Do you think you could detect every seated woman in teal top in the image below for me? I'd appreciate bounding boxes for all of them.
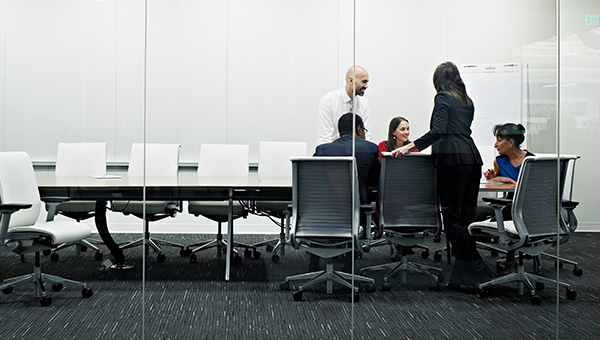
[483,123,534,185]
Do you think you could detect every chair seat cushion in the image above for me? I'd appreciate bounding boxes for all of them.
[255,201,290,215]
[7,220,92,245]
[112,201,176,215]
[188,201,246,218]
[56,201,97,213]
[468,219,518,236]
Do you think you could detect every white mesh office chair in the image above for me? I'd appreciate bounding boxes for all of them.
[0,152,93,307]
[251,141,307,263]
[112,143,184,261]
[280,157,375,301]
[185,144,257,263]
[468,155,577,305]
[44,142,106,262]
[360,153,444,291]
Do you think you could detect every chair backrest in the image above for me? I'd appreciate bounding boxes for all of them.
[0,152,41,227]
[258,141,307,179]
[128,143,180,176]
[197,144,249,177]
[377,153,441,232]
[291,157,359,241]
[558,154,580,202]
[55,142,106,176]
[511,156,565,239]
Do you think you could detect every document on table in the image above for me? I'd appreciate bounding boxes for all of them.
[89,175,122,179]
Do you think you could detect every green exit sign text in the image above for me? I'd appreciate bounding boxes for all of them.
[583,14,599,26]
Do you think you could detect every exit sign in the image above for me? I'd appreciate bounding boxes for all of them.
[583,14,599,26]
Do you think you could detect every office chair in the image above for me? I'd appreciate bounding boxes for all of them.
[537,155,583,276]
[185,144,257,263]
[480,155,583,277]
[468,155,577,305]
[112,143,184,261]
[280,157,375,301]
[360,153,444,291]
[0,151,93,306]
[44,142,106,262]
[250,141,307,263]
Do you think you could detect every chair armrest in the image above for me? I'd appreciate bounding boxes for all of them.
[481,197,511,207]
[40,196,71,222]
[481,197,512,246]
[562,200,579,210]
[0,203,33,213]
[40,196,71,204]
[285,203,293,245]
[0,203,33,243]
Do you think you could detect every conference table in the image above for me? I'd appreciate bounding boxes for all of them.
[36,175,514,281]
[36,175,292,281]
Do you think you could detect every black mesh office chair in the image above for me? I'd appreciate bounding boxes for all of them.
[280,157,375,301]
[468,155,577,305]
[360,153,444,291]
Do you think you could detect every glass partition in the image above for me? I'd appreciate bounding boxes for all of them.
[5,0,600,339]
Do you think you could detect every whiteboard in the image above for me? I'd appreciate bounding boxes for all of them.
[460,63,523,170]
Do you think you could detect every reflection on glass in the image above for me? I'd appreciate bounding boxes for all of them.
[4,0,600,339]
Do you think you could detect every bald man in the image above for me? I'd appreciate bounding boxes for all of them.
[317,65,372,144]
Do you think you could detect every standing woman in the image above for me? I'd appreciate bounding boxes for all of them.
[378,117,418,161]
[392,61,492,288]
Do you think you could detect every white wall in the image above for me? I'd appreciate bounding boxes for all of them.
[3,0,599,231]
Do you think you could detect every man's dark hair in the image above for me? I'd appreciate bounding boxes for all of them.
[338,112,364,137]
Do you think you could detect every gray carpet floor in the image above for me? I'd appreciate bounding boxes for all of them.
[0,232,598,340]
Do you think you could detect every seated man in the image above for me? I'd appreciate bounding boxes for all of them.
[310,112,380,272]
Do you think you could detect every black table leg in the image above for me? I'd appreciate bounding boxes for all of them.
[94,200,125,264]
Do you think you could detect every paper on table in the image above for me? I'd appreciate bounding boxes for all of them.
[89,175,122,179]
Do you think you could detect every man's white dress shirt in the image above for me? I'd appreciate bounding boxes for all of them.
[317,88,371,144]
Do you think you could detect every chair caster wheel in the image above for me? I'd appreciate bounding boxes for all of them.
[244,249,252,258]
[535,282,545,291]
[253,251,261,259]
[43,249,52,256]
[180,249,192,257]
[292,291,303,301]
[381,282,391,291]
[350,292,360,302]
[430,281,442,291]
[2,287,13,294]
[82,288,93,298]
[189,254,197,263]
[80,245,88,252]
[157,254,166,262]
[94,252,104,261]
[477,289,490,298]
[271,254,280,263]
[233,255,242,264]
[50,253,59,262]
[52,283,63,291]
[421,250,430,259]
[433,253,442,262]
[555,260,564,269]
[362,245,371,253]
[365,283,376,293]
[531,295,542,305]
[40,297,52,307]
[573,266,583,276]
[265,245,274,252]
[280,282,290,291]
[566,287,577,300]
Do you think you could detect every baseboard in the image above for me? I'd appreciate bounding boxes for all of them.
[575,222,600,233]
